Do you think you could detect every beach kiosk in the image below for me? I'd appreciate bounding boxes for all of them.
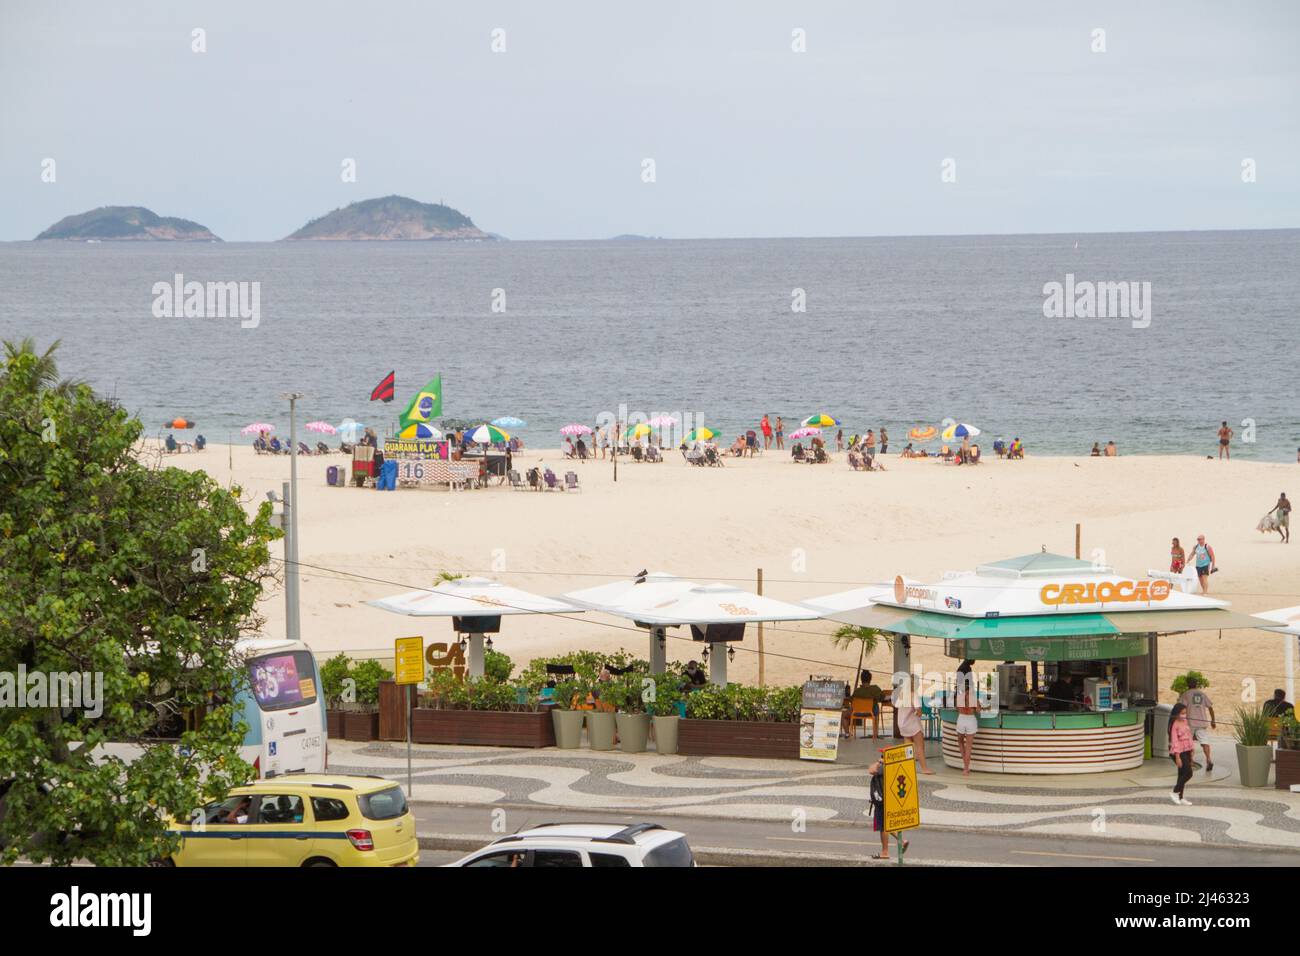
[813,552,1276,774]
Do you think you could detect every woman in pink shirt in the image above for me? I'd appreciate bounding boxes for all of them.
[1168,703,1195,806]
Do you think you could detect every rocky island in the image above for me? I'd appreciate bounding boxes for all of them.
[285,195,490,241]
[36,206,220,241]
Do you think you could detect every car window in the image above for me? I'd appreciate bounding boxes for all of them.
[464,850,527,868]
[642,837,694,867]
[311,796,351,822]
[205,795,253,825]
[358,786,407,821]
[589,852,631,868]
[254,794,304,824]
[532,850,583,868]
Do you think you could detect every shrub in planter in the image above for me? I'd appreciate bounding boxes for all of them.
[549,678,589,749]
[605,674,651,753]
[519,649,647,691]
[320,652,352,737]
[483,648,514,684]
[1234,704,1272,788]
[647,673,685,754]
[1275,712,1300,789]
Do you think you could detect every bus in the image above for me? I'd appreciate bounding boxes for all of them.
[235,638,328,778]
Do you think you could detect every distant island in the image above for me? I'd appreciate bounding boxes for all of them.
[285,195,491,241]
[610,234,662,241]
[36,206,220,241]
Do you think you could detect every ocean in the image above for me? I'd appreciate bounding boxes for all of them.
[1,230,1296,458]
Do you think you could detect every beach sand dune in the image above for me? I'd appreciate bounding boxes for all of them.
[160,444,1299,700]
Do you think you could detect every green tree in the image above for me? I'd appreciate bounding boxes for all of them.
[0,342,280,866]
[830,625,890,694]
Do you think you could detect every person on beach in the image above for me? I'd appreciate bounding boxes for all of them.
[760,414,773,450]
[1270,492,1291,543]
[1008,437,1024,459]
[1168,703,1195,805]
[1178,676,1216,772]
[836,428,844,452]
[891,676,933,774]
[879,428,888,455]
[1170,537,1186,573]
[1218,421,1234,459]
[1189,535,1216,593]
[867,758,907,860]
[775,416,784,449]
[1091,442,1101,456]
[863,429,876,459]
[1104,440,1117,457]
[954,660,981,776]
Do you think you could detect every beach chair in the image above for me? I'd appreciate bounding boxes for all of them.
[704,446,723,467]
[564,471,581,492]
[164,435,179,454]
[646,445,662,463]
[847,450,862,470]
[543,469,560,491]
[508,469,526,491]
[269,437,285,454]
[812,445,829,464]
[631,446,643,462]
[297,441,312,456]
[315,441,330,455]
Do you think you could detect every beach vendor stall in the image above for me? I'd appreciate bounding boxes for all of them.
[809,551,1278,774]
[384,425,484,489]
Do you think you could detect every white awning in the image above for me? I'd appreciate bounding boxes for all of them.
[367,576,582,618]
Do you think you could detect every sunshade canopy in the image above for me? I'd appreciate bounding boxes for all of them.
[368,577,580,618]
[566,575,817,626]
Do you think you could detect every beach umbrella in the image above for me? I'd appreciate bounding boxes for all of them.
[624,423,653,441]
[789,427,821,440]
[241,422,275,436]
[941,422,981,440]
[801,414,841,428]
[337,419,366,443]
[646,414,679,446]
[560,423,592,436]
[305,421,337,435]
[684,427,717,443]
[908,425,938,442]
[467,423,510,444]
[399,422,443,440]
[164,417,195,429]
[492,416,527,428]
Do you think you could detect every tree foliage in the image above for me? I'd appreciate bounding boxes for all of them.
[0,342,280,865]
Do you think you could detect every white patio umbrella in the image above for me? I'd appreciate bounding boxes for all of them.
[1259,605,1300,705]
[368,577,582,677]
[564,572,699,673]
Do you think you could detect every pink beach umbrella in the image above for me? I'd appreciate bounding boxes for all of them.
[789,427,821,440]
[241,422,275,436]
[646,414,679,446]
[560,424,593,436]
[305,421,337,435]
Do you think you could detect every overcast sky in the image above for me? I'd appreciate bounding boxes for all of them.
[1,0,1297,241]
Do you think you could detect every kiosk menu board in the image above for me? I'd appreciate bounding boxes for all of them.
[799,679,846,761]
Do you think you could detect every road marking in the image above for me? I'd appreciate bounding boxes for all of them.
[1012,850,1153,863]
[767,836,868,847]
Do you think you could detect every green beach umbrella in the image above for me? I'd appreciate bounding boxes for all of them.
[685,427,717,442]
[801,413,841,428]
[467,423,510,444]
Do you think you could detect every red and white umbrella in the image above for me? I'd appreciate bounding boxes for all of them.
[305,421,337,434]
[241,422,275,436]
[560,423,593,436]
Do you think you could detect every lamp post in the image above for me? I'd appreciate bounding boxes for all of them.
[282,392,303,643]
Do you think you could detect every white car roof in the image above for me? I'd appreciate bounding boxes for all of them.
[499,823,681,848]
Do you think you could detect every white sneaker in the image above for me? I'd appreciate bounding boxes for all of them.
[1169,792,1181,805]
[1179,798,1194,806]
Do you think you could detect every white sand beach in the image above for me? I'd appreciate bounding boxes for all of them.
[161,443,1299,701]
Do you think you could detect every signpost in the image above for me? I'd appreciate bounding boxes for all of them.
[881,742,921,864]
[394,637,424,796]
[799,679,846,761]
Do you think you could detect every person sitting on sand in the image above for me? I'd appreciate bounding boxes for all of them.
[1008,437,1024,459]
[1104,440,1117,457]
[564,437,576,458]
[969,443,981,464]
[1091,442,1101,456]
[901,442,915,458]
[730,435,746,457]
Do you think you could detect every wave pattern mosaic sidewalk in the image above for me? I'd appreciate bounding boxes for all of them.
[329,742,1300,850]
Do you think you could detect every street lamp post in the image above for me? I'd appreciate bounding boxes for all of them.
[282,392,303,643]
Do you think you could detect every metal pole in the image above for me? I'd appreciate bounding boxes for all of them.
[1075,523,1081,560]
[282,480,294,641]
[406,685,414,797]
[284,393,303,643]
[757,568,765,686]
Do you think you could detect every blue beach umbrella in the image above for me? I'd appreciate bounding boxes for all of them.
[941,422,981,441]
[492,416,527,428]
[337,419,367,443]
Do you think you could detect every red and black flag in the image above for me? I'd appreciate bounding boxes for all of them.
[370,370,395,403]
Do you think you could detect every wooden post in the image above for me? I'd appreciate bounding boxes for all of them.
[756,568,765,686]
[1075,523,1081,560]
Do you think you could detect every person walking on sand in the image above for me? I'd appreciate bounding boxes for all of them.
[1218,421,1234,459]
[954,660,981,776]
[891,676,933,775]
[1270,492,1291,543]
[836,428,844,452]
[867,757,907,860]
[879,427,888,455]
[1178,676,1217,773]
[775,416,784,449]
[1168,703,1196,805]
[1189,535,1216,593]
[760,414,773,450]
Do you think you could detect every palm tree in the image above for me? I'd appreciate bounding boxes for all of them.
[830,625,890,694]
[2,337,84,395]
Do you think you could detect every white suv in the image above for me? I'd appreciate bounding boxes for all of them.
[448,823,695,867]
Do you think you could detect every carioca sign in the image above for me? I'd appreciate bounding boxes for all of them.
[1040,579,1171,606]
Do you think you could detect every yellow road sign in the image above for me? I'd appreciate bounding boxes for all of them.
[394,636,425,685]
[881,743,921,832]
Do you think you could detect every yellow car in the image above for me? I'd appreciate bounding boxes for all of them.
[166,775,418,867]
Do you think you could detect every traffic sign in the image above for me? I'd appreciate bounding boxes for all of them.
[881,743,921,832]
[394,636,424,685]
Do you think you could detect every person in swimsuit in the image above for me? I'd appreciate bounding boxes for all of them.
[774,416,784,449]
[760,414,773,450]
[879,427,888,455]
[953,660,981,776]
[1271,493,1291,543]
[1218,421,1234,459]
[1170,537,1186,573]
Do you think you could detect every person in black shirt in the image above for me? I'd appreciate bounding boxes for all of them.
[683,660,708,691]
[1262,688,1294,717]
[1048,672,1076,711]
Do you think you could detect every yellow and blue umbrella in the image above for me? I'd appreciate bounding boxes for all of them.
[801,413,841,428]
[941,422,981,440]
[399,422,443,440]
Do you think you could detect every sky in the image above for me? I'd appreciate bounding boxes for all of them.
[1,0,1297,241]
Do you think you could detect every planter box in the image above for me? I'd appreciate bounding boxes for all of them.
[326,710,345,739]
[678,718,799,759]
[1236,743,1272,788]
[342,711,379,742]
[378,680,411,741]
[412,709,556,748]
[1276,745,1300,789]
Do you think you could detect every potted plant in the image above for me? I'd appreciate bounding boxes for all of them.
[1234,704,1272,787]
[609,674,651,753]
[549,677,588,749]
[585,678,617,751]
[648,672,684,754]
[1275,711,1300,789]
[319,653,352,739]
[342,658,391,741]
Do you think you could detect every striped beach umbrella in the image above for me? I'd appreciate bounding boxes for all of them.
[789,427,821,440]
[684,427,717,442]
[941,422,981,441]
[801,414,841,428]
[306,421,337,434]
[241,422,275,436]
[624,423,653,440]
[560,423,592,436]
[399,422,443,439]
[467,423,510,444]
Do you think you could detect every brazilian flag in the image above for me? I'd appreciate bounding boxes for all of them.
[399,374,442,431]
